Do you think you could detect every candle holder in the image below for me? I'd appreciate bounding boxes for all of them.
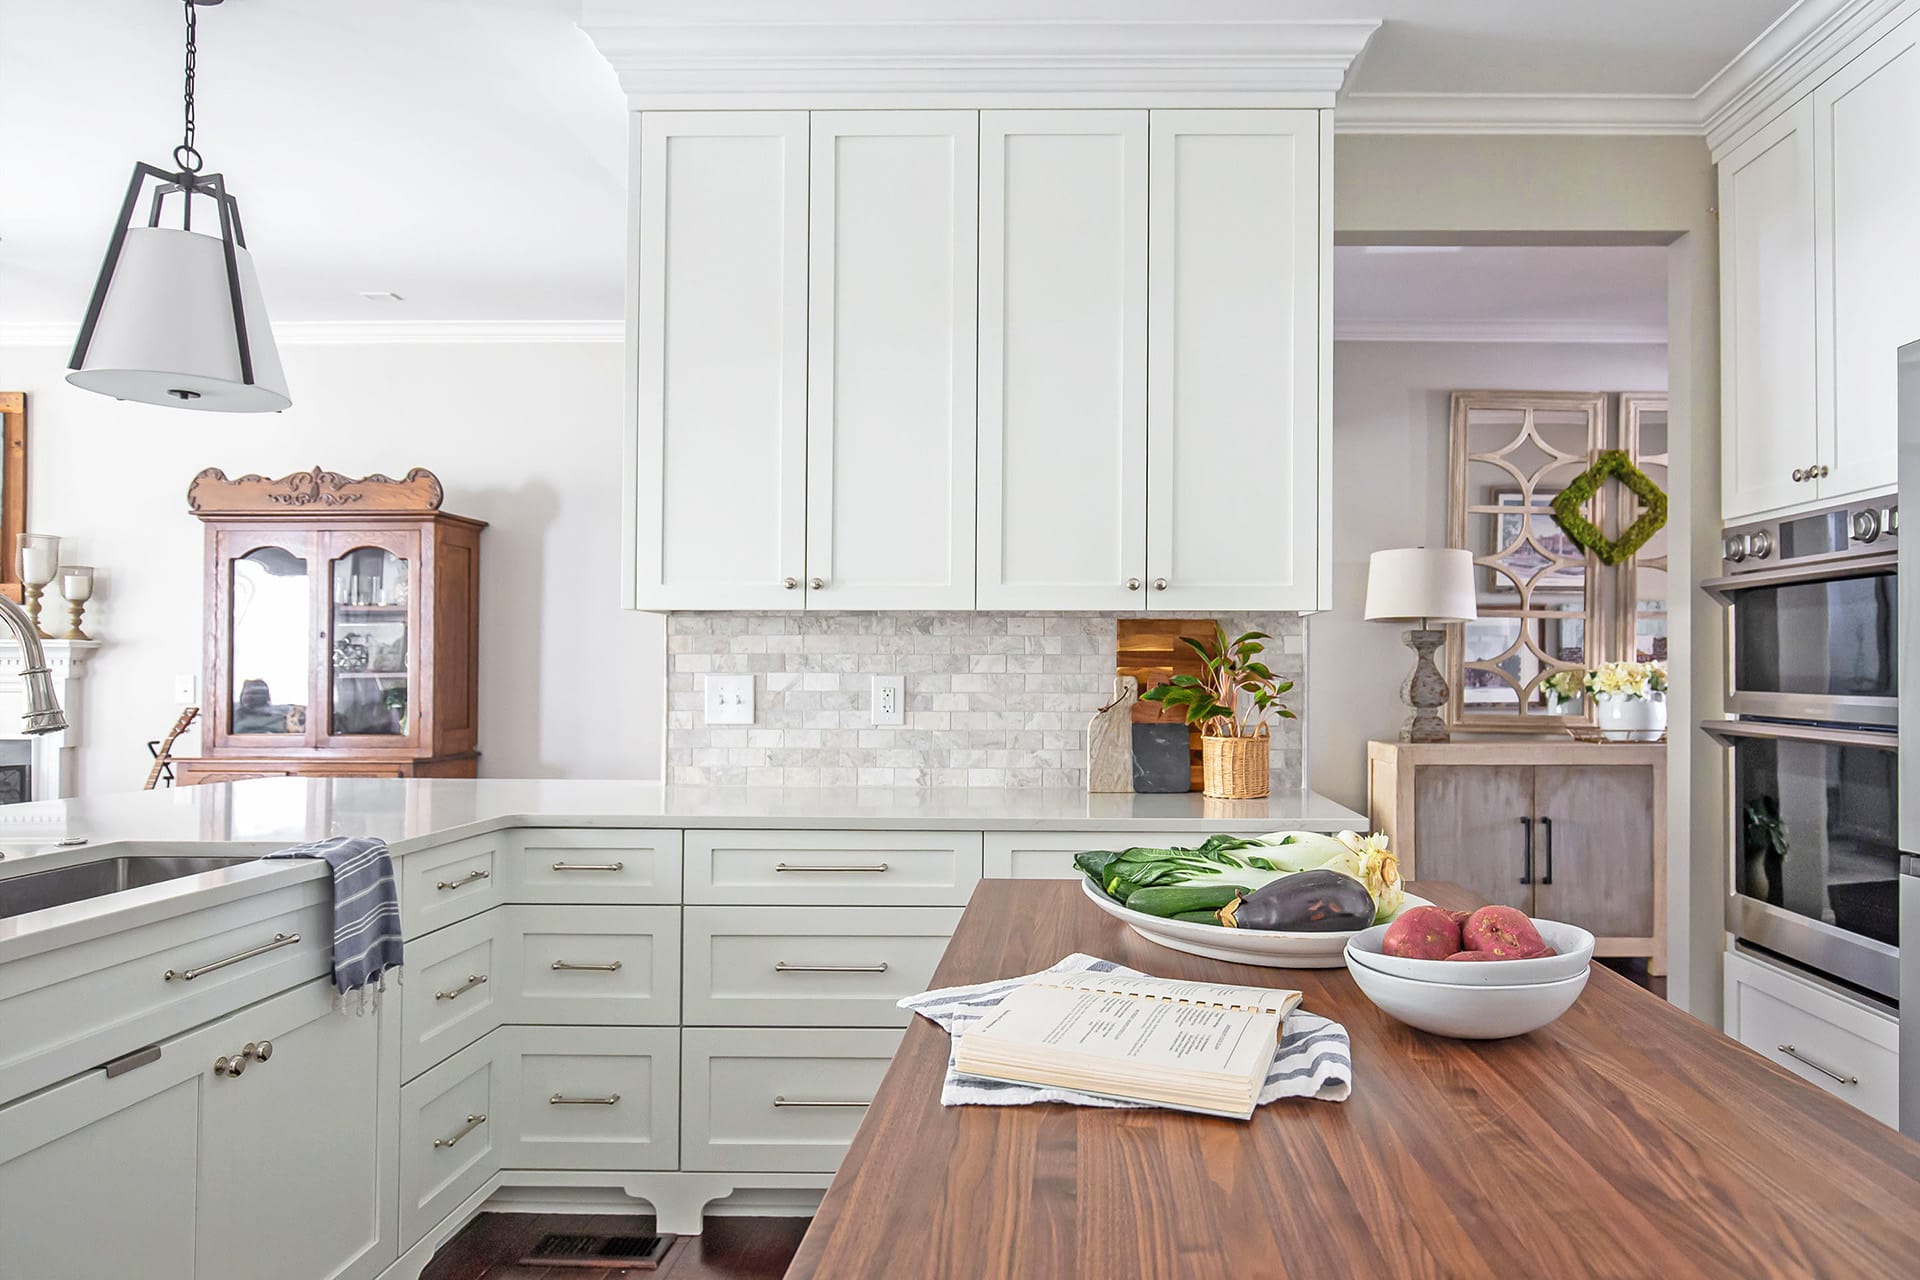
[17,534,61,639]
[59,565,95,640]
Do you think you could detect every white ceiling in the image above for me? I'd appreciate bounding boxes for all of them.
[1332,246,1670,344]
[0,0,1795,329]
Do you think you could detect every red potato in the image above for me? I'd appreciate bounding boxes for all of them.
[1462,906,1551,958]
[1448,909,1473,931]
[1444,950,1503,962]
[1380,905,1463,960]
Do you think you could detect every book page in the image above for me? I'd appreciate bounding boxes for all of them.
[1038,970,1302,1017]
[960,985,1280,1078]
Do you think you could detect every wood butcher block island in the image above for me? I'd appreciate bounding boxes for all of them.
[786,881,1920,1279]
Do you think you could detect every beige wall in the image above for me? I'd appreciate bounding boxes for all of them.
[1311,340,1670,810]
[1331,133,1722,1018]
[0,340,665,796]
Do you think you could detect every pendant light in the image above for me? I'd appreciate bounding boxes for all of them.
[67,0,289,412]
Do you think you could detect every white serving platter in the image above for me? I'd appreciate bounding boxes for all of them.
[1079,876,1430,969]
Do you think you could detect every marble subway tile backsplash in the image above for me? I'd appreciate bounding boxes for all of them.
[666,612,1305,790]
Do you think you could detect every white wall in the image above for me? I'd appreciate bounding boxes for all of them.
[0,340,663,795]
[1308,340,1670,811]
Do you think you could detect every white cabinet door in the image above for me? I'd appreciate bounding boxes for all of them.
[0,1071,200,1280]
[977,110,1148,609]
[198,979,399,1280]
[1146,110,1321,612]
[633,111,809,610]
[1814,14,1920,505]
[806,111,978,610]
[1719,98,1820,521]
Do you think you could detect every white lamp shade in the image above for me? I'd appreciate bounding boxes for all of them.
[67,227,290,412]
[1364,548,1479,623]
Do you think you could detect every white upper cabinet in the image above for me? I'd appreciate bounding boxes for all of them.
[977,111,1148,610]
[806,111,979,611]
[1719,99,1819,523]
[1147,110,1322,612]
[633,112,809,611]
[1814,13,1920,504]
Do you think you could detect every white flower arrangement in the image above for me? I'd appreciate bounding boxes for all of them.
[1542,660,1669,704]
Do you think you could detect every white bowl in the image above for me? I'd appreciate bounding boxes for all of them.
[1346,918,1594,986]
[1079,876,1431,969]
[1346,958,1589,1039]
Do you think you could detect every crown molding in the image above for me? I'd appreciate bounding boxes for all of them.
[579,11,1379,103]
[0,320,622,347]
[1335,93,1701,136]
[1702,0,1908,153]
[1333,319,1669,345]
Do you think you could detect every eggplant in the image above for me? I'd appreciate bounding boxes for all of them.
[1218,869,1374,932]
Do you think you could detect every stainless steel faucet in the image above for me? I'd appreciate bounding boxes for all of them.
[0,594,68,734]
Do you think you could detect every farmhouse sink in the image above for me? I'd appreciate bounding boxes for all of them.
[0,854,265,921]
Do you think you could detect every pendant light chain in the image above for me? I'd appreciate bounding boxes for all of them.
[175,0,202,174]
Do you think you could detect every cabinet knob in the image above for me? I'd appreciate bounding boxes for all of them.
[1153,578,1169,591]
[1815,464,1830,479]
[245,1040,272,1064]
[782,577,799,590]
[213,1054,245,1078]
[1126,578,1141,591]
[1792,467,1808,483]
[809,577,825,590]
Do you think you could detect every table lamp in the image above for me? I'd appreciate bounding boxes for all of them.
[1364,548,1479,743]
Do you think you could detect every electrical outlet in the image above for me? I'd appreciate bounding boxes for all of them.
[703,674,754,725]
[871,675,904,726]
[172,674,197,704]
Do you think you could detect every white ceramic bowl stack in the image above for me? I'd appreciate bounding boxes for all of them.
[1343,918,1596,1039]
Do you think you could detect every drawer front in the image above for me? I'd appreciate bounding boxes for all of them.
[0,880,330,1104]
[685,830,981,905]
[399,1033,502,1248]
[1727,954,1898,1126]
[683,906,960,1027]
[500,1026,678,1172]
[505,905,681,1026]
[399,834,509,938]
[402,911,503,1081]
[681,1028,902,1173]
[983,831,1228,880]
[511,830,683,905]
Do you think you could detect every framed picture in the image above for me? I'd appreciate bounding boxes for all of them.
[0,394,23,603]
[1486,489,1585,593]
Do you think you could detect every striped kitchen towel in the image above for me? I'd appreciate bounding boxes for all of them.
[266,835,404,1010]
[900,953,1351,1109]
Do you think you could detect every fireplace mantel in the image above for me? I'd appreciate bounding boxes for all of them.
[0,640,99,801]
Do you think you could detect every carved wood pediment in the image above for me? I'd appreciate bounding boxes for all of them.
[187,466,445,516]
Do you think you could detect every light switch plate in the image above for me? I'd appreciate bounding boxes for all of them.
[173,674,198,703]
[704,674,754,725]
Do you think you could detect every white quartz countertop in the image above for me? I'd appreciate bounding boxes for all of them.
[0,779,1364,963]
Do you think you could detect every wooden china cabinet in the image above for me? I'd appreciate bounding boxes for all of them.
[174,467,485,785]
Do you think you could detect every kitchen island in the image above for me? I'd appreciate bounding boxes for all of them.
[788,880,1920,1279]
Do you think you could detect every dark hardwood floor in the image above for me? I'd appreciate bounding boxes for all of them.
[420,1214,810,1280]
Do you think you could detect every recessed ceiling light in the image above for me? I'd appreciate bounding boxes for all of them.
[358,291,405,302]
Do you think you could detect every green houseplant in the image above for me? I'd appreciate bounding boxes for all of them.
[1140,625,1295,799]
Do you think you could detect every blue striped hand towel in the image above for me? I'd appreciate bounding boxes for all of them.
[900,952,1352,1109]
[266,835,404,1007]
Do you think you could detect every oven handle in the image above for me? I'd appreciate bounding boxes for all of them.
[1701,719,1894,749]
[1699,550,1896,603]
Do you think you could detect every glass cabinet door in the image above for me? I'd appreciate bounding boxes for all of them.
[228,541,313,739]
[325,538,417,740]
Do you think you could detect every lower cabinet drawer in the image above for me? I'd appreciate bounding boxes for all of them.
[399,834,509,939]
[501,1026,678,1172]
[402,912,503,1082]
[681,1028,902,1173]
[682,906,961,1027]
[505,904,681,1026]
[399,1035,502,1248]
[685,830,982,906]
[1725,950,1899,1127]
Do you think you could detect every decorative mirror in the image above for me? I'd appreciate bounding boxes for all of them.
[1445,390,1667,732]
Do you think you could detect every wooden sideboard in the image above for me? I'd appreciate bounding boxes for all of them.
[1367,739,1666,972]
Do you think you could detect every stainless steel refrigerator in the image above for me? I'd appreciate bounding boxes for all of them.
[1899,338,1920,1138]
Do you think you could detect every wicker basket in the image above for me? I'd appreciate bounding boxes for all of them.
[1201,727,1270,799]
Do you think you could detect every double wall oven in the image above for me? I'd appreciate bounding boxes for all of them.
[1706,500,1900,1002]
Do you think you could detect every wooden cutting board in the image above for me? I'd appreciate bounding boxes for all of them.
[1115,618,1216,789]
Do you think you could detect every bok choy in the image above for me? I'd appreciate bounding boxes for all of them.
[1077,830,1404,925]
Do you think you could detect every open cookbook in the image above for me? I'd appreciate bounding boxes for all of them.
[951,971,1303,1119]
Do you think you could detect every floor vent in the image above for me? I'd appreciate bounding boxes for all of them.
[520,1232,670,1270]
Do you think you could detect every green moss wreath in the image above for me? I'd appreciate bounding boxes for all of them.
[1550,450,1668,567]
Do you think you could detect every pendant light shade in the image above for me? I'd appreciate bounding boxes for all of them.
[68,223,289,412]
[67,0,289,414]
